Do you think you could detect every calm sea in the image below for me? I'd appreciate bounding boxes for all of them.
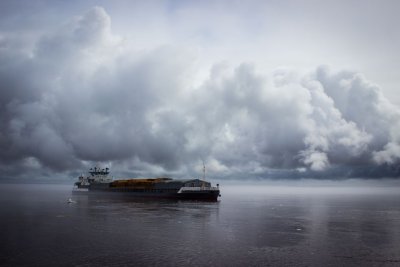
[1,183,400,266]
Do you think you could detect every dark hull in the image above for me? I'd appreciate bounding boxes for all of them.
[73,188,220,201]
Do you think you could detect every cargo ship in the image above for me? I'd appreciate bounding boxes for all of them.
[73,167,220,201]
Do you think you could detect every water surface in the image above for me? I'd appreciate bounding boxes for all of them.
[1,183,399,266]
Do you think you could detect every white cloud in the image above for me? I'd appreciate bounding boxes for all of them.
[373,142,400,165]
[1,5,400,179]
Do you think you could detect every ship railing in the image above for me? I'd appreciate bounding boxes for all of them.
[178,186,219,193]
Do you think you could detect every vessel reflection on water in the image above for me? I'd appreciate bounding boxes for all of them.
[73,167,220,201]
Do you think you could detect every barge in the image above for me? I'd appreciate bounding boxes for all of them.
[73,167,220,201]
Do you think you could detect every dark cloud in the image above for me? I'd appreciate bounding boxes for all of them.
[1,6,400,180]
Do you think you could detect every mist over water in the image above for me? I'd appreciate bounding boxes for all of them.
[1,182,400,266]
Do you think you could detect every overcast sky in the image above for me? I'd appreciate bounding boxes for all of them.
[1,0,400,180]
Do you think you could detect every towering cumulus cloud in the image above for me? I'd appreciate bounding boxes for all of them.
[0,6,399,180]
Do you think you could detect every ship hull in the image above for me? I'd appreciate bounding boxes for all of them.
[73,187,220,201]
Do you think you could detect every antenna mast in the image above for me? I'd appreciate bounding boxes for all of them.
[202,160,206,180]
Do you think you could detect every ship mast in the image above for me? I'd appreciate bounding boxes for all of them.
[202,161,206,180]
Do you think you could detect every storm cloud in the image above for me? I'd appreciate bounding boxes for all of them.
[1,4,400,180]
